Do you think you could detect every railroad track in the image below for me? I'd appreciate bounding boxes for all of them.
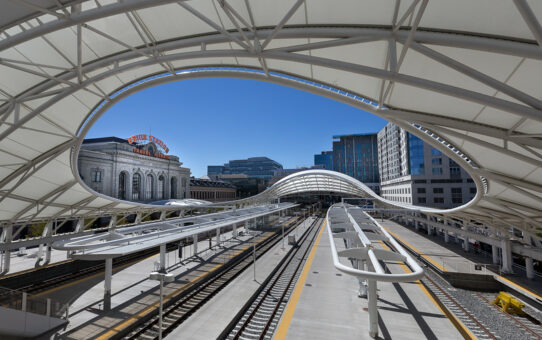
[122,216,308,340]
[402,249,542,340]
[377,218,542,340]
[220,217,323,340]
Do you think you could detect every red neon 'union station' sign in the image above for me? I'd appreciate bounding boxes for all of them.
[128,134,171,160]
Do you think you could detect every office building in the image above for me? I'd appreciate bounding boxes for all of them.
[314,151,333,170]
[78,136,191,202]
[332,133,380,192]
[189,177,236,202]
[208,157,283,180]
[377,123,476,207]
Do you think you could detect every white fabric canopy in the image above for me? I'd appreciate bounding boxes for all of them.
[0,0,542,239]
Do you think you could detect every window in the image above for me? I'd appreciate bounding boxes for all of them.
[170,177,177,199]
[132,173,141,200]
[431,148,442,156]
[146,174,154,200]
[433,197,444,203]
[158,175,165,199]
[418,197,426,203]
[91,170,102,182]
[432,158,442,165]
[450,167,461,177]
[417,188,426,194]
[432,167,443,175]
[433,187,444,194]
[118,172,127,200]
[470,187,476,194]
[451,187,462,204]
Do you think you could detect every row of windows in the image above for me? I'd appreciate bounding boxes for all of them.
[385,186,476,195]
[119,172,184,201]
[418,196,463,204]
[191,190,236,201]
[383,195,412,203]
[382,187,411,195]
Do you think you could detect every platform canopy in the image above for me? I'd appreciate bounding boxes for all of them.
[237,169,462,215]
[0,0,542,238]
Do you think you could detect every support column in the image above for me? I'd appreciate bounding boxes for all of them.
[104,258,112,311]
[233,224,238,238]
[193,234,198,256]
[216,228,221,247]
[2,225,13,274]
[427,226,433,236]
[160,244,166,272]
[492,244,500,264]
[525,257,534,280]
[463,237,469,252]
[415,220,420,231]
[444,230,450,243]
[368,279,378,338]
[501,239,513,274]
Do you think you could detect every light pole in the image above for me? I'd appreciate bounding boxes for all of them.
[149,271,174,340]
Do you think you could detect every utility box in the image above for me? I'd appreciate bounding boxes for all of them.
[288,235,296,245]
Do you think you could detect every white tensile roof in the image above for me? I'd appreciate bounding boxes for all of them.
[0,0,541,239]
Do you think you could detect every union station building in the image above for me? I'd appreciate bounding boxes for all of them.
[78,136,191,202]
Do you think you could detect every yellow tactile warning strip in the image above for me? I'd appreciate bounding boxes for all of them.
[95,233,275,340]
[378,242,476,340]
[380,224,447,272]
[273,219,326,340]
[495,275,542,302]
[0,258,73,279]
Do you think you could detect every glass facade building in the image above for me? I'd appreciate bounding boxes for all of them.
[332,133,380,185]
[207,157,283,180]
[314,151,333,170]
[408,134,425,175]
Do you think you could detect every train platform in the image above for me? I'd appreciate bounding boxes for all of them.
[164,217,316,339]
[1,246,70,276]
[378,219,479,274]
[55,228,257,339]
[273,220,463,340]
[379,219,542,302]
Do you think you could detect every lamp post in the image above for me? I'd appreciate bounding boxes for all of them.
[149,271,174,340]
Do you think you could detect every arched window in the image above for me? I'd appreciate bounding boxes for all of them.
[146,174,154,200]
[119,172,127,200]
[170,177,177,199]
[132,173,141,201]
[158,175,165,199]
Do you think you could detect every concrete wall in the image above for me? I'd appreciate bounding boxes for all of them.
[0,306,66,338]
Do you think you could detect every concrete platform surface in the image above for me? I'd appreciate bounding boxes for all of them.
[165,217,315,339]
[380,219,542,299]
[56,227,271,339]
[274,223,462,340]
[379,219,480,274]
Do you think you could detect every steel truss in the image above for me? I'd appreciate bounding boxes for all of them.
[0,0,540,251]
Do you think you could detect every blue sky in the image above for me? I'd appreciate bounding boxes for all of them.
[86,78,387,177]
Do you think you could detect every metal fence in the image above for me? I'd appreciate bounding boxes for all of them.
[0,286,68,319]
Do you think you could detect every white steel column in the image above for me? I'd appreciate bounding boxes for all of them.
[525,257,535,279]
[193,233,198,256]
[368,279,378,338]
[160,244,166,271]
[501,239,513,274]
[444,229,449,243]
[492,244,500,264]
[104,258,112,310]
[216,228,221,246]
[1,225,13,273]
[463,237,470,252]
[233,223,238,238]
